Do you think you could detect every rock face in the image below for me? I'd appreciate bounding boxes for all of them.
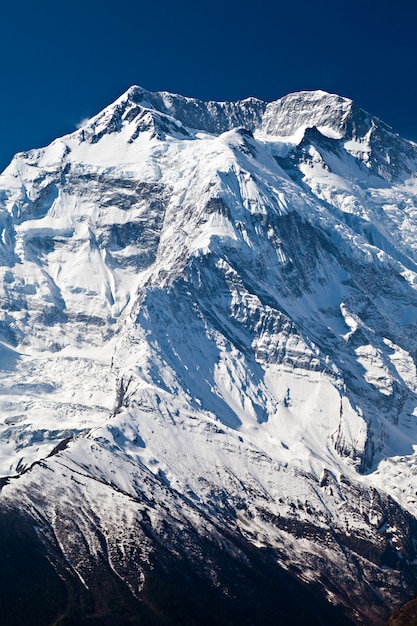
[1,86,417,624]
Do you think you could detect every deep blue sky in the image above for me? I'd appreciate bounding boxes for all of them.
[0,0,416,171]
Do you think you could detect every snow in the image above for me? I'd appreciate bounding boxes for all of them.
[354,344,393,396]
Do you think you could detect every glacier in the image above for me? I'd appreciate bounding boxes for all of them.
[1,86,417,624]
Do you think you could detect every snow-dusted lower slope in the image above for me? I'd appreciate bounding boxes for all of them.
[1,86,417,624]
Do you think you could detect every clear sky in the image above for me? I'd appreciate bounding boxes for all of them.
[0,0,416,171]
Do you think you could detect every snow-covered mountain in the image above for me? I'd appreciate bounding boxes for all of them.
[1,86,417,624]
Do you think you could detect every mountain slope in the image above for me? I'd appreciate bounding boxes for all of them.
[1,87,417,624]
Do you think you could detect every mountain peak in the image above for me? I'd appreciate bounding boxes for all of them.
[1,85,417,625]
[86,85,399,154]
[120,86,353,137]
